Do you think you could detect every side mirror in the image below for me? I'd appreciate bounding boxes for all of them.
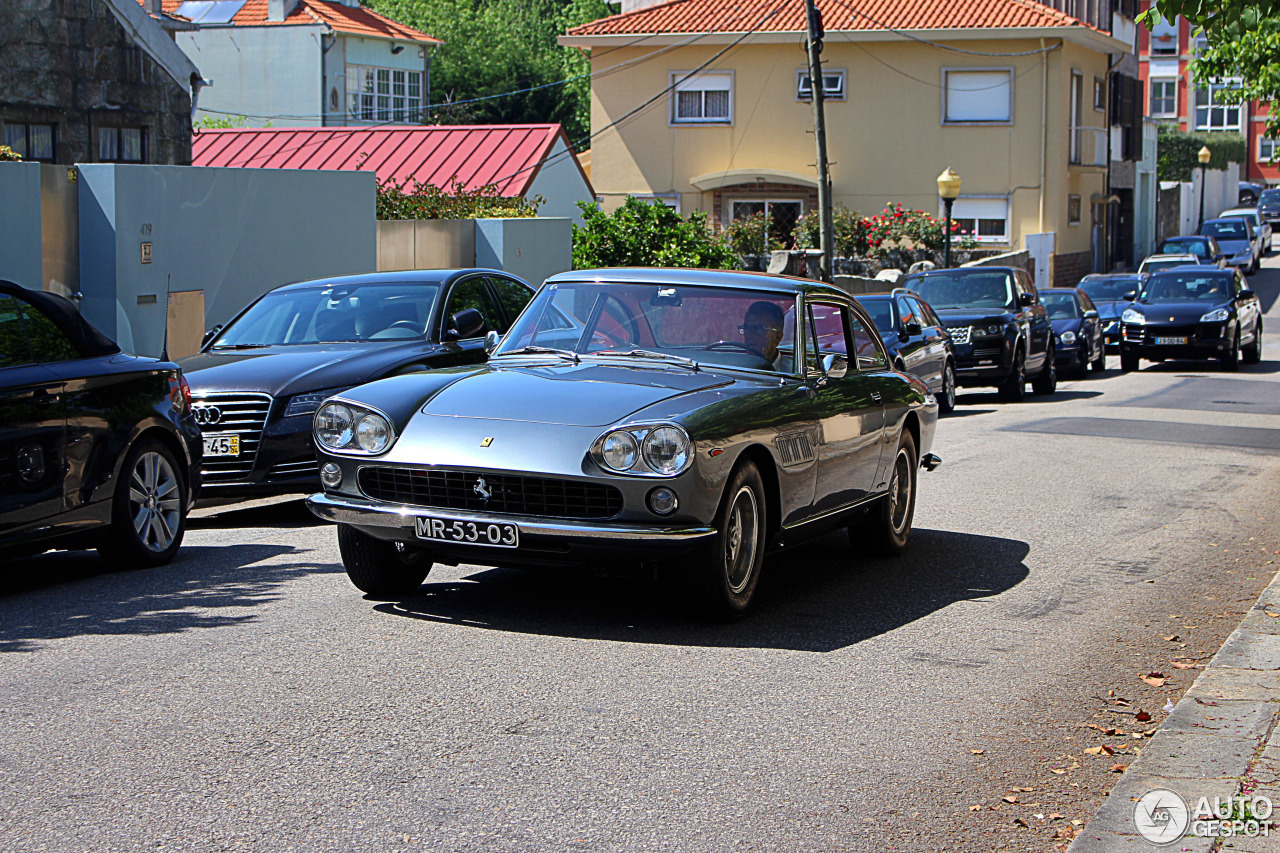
[821,353,848,379]
[443,308,486,342]
[201,324,222,348]
[1018,292,1035,307]
[1123,290,1137,301]
[901,321,923,338]
[484,330,501,354]
[1084,309,1099,320]
[1238,289,1255,300]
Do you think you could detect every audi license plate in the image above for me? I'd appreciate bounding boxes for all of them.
[1154,336,1189,345]
[202,433,240,457]
[415,516,519,548]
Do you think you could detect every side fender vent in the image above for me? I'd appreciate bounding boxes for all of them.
[775,432,815,467]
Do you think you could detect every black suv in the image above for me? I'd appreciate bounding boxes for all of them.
[899,266,1056,402]
[858,289,957,412]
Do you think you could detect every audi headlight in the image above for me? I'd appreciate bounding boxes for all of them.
[1201,307,1230,322]
[285,387,351,418]
[593,424,693,477]
[1059,331,1077,344]
[643,427,692,476]
[315,401,396,455]
[1121,308,1146,324]
[601,430,639,471]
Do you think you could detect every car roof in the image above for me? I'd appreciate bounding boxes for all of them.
[1220,208,1257,216]
[1162,235,1210,242]
[1080,273,1140,280]
[272,268,512,293]
[1143,253,1198,261]
[902,266,1019,278]
[543,267,849,299]
[1148,265,1234,277]
[1203,217,1250,225]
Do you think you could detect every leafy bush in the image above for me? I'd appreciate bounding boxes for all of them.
[376,177,541,220]
[793,203,974,260]
[0,145,21,161]
[194,114,251,130]
[792,205,871,257]
[572,197,736,269]
[723,212,781,257]
[1156,125,1247,181]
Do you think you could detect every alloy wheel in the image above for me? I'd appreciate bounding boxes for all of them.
[128,451,182,553]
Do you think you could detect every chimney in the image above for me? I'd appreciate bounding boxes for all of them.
[267,0,300,22]
[620,0,663,12]
[145,0,163,13]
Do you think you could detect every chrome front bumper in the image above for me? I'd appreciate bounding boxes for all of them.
[305,493,716,542]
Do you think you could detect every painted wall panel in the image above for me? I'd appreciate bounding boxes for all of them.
[180,26,325,127]
[475,218,572,288]
[0,162,44,291]
[527,137,593,224]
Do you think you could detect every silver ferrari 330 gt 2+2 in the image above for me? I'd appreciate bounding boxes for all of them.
[305,268,941,617]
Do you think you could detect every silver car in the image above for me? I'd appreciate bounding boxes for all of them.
[305,268,942,618]
[1220,207,1273,256]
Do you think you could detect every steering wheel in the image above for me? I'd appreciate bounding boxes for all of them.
[702,341,756,353]
[386,320,423,332]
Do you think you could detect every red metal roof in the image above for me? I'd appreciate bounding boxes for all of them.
[567,0,1096,37]
[191,125,576,197]
[138,0,441,43]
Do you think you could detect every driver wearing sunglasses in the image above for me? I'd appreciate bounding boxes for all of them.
[739,301,785,367]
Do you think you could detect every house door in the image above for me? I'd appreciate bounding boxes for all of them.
[731,200,804,248]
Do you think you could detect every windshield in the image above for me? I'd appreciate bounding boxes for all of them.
[496,282,798,373]
[1261,190,1280,204]
[1040,292,1081,319]
[1142,273,1233,303]
[903,271,1015,311]
[1142,258,1194,274]
[1078,276,1139,301]
[1200,220,1250,240]
[1225,211,1259,227]
[212,283,441,348]
[1159,238,1209,258]
[860,299,896,332]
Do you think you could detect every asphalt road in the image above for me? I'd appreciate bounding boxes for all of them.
[3,260,1280,853]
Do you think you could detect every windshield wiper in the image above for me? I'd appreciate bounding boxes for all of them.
[498,345,580,363]
[591,349,700,370]
[211,343,272,350]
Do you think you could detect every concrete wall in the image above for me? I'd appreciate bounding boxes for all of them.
[475,218,572,288]
[377,219,476,270]
[0,162,43,290]
[78,164,376,356]
[180,25,325,128]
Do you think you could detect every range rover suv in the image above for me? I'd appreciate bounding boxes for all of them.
[899,266,1056,402]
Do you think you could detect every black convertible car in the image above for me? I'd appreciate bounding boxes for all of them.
[180,269,534,499]
[0,281,202,564]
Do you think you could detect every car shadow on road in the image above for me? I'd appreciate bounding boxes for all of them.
[957,389,1104,406]
[0,543,337,653]
[189,499,323,530]
[1134,359,1280,376]
[372,528,1030,652]
[941,407,998,419]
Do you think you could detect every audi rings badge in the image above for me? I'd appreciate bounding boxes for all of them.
[192,405,222,426]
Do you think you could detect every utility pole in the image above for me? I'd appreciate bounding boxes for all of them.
[804,0,834,283]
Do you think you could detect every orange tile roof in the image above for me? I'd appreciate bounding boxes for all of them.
[140,0,441,43]
[568,0,1097,37]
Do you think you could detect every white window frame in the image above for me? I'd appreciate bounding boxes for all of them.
[1094,77,1106,111]
[346,65,422,124]
[670,71,733,125]
[632,193,682,213]
[941,68,1014,125]
[796,69,847,101]
[1148,16,1179,55]
[941,196,1010,244]
[1149,78,1177,117]
[1260,136,1277,163]
[1194,78,1243,132]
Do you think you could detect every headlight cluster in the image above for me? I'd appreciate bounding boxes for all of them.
[974,324,1005,337]
[1200,307,1230,323]
[285,387,351,418]
[315,401,396,455]
[593,424,693,477]
[1059,330,1077,344]
[1121,308,1146,324]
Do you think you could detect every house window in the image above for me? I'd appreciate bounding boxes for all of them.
[731,199,803,248]
[1094,78,1106,111]
[1068,195,1082,225]
[346,65,422,123]
[1150,79,1177,117]
[942,69,1012,123]
[3,123,55,161]
[946,198,1008,244]
[98,127,146,162]
[1194,80,1242,131]
[633,193,681,213]
[1070,71,1083,164]
[1260,137,1277,163]
[796,69,846,101]
[1149,16,1178,55]
[672,72,733,124]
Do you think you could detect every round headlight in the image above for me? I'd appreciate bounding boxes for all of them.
[642,426,692,476]
[1060,330,1077,344]
[316,403,354,449]
[1121,308,1146,324]
[601,430,639,471]
[355,413,392,453]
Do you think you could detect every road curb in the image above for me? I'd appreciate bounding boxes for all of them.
[1068,568,1280,852]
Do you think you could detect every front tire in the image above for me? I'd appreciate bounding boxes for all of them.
[998,349,1026,402]
[849,430,918,557]
[1243,322,1263,364]
[1120,351,1140,372]
[337,524,432,597]
[1032,346,1058,395]
[1220,330,1241,372]
[691,462,767,619]
[937,361,956,414]
[1090,346,1106,373]
[98,439,188,568]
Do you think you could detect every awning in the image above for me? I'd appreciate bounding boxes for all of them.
[690,168,819,192]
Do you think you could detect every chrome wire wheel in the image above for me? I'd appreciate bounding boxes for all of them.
[939,362,956,412]
[887,448,913,536]
[128,450,182,553]
[724,485,760,594]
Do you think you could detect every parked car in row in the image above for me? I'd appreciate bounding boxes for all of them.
[899,266,1056,402]
[0,281,202,564]
[1120,266,1262,372]
[1220,207,1272,255]
[858,289,957,413]
[179,269,535,500]
[1260,188,1280,228]
[1240,181,1266,206]
[1040,287,1105,377]
[305,268,942,618]
[1139,253,1201,276]
[1197,217,1260,273]
[1157,235,1226,267]
[1077,273,1144,351]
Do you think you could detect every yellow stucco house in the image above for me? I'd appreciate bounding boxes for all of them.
[560,0,1133,286]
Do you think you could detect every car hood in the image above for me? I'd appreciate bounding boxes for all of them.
[418,361,735,427]
[1051,318,1083,334]
[1093,300,1128,321]
[178,342,443,398]
[1132,300,1231,323]
[933,308,1014,328]
[1215,238,1252,255]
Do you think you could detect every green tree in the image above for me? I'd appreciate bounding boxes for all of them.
[571,197,736,269]
[1155,125,1247,180]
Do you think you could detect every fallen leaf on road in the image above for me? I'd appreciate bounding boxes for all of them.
[1135,711,1152,722]
[1049,813,1064,821]
[1163,635,1180,641]
[1141,673,1168,687]
[1013,818,1028,827]
[969,805,982,811]
[1110,763,1127,773]
[1172,662,1198,670]
[970,749,985,755]
[1012,786,1035,792]
[1108,689,1115,697]
[1084,745,1115,756]
[1193,698,1220,707]
[1071,819,1084,826]
[1035,813,1046,820]
[1050,769,1066,774]
[1266,611,1280,618]
[1003,795,1018,804]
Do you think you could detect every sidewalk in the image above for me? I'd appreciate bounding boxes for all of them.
[1069,570,1280,852]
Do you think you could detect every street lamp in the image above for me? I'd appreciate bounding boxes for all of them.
[1197,145,1211,229]
[937,167,962,268]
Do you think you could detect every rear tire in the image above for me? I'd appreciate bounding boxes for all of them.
[937,361,956,414]
[337,524,432,597]
[98,439,187,568]
[1243,324,1262,365]
[848,430,917,558]
[690,462,767,620]
[998,350,1026,402]
[1120,351,1140,372]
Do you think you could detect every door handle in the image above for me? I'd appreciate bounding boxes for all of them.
[871,391,882,403]
[32,390,59,405]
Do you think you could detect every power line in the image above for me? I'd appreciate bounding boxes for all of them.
[824,0,1073,57]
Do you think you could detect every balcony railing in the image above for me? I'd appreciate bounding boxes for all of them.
[1070,127,1108,167]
